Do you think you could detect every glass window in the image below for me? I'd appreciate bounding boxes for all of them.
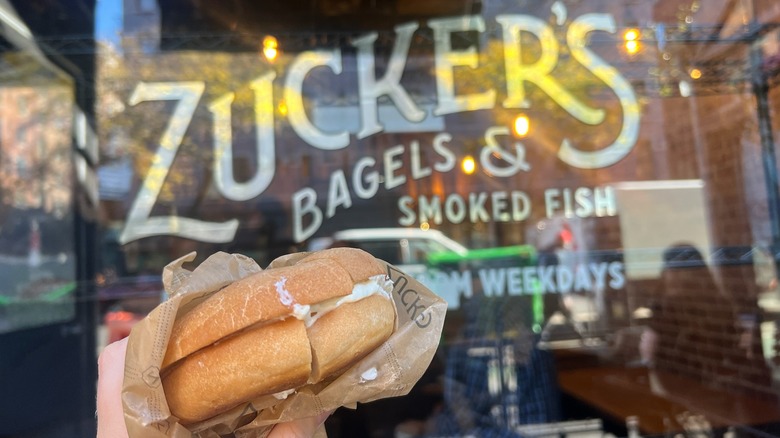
[89,0,780,436]
[407,238,450,264]
[0,51,76,334]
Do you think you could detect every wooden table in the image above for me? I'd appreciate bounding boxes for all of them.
[558,366,780,435]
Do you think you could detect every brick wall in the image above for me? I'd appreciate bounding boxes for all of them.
[633,87,775,394]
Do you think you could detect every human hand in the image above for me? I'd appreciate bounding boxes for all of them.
[97,338,129,438]
[97,338,330,438]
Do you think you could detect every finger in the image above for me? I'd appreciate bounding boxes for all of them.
[268,410,332,438]
[97,337,130,438]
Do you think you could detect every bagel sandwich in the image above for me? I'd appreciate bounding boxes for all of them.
[159,248,396,424]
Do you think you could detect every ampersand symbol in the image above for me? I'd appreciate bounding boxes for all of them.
[481,126,531,177]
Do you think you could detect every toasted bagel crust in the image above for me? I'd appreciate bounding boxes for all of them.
[307,294,396,382]
[162,318,311,424]
[302,247,387,284]
[163,248,385,368]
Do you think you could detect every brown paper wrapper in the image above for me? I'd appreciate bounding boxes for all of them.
[122,251,447,437]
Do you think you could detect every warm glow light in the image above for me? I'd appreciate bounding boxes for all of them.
[513,114,530,137]
[264,47,278,61]
[624,28,640,55]
[420,222,430,231]
[689,68,702,79]
[278,99,288,116]
[263,35,279,62]
[462,155,476,174]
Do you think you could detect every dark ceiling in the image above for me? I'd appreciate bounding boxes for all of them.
[158,0,480,35]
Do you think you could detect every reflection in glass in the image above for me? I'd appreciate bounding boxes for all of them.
[0,50,75,334]
[91,0,780,436]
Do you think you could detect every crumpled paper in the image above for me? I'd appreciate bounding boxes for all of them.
[122,251,447,437]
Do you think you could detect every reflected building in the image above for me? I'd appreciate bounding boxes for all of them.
[0,84,72,215]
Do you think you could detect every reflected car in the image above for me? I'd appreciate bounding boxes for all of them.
[308,227,469,277]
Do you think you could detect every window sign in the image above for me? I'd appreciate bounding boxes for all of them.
[93,0,780,435]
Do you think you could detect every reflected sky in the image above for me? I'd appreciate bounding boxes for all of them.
[95,0,122,46]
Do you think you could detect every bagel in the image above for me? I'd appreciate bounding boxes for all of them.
[160,248,396,424]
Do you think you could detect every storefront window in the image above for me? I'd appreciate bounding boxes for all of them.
[0,49,76,334]
[92,0,780,436]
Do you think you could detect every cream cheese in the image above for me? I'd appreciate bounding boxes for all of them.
[292,274,393,327]
[272,388,296,400]
[360,367,378,382]
[291,303,311,320]
[275,277,294,306]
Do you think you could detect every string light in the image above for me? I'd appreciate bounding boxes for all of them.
[461,156,476,175]
[262,35,278,62]
[624,28,640,55]
[513,114,530,137]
